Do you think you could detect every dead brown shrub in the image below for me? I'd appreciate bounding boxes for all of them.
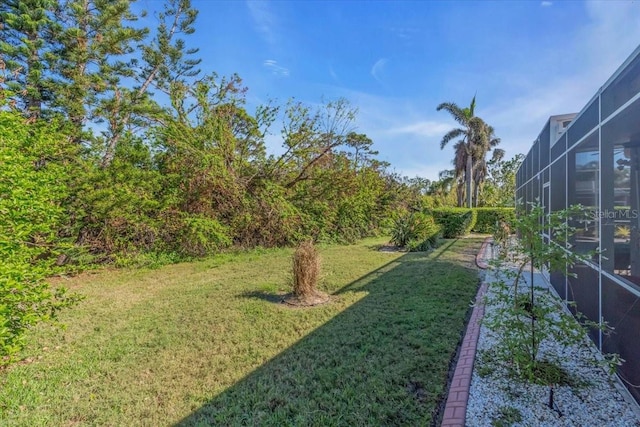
[284,240,328,306]
[293,241,320,296]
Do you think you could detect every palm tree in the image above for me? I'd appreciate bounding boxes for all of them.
[471,124,503,207]
[452,141,467,207]
[437,96,487,207]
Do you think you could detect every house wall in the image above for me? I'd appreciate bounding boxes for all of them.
[516,45,640,404]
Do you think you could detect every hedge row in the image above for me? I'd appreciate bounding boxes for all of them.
[430,207,515,238]
[431,208,477,238]
[473,208,516,234]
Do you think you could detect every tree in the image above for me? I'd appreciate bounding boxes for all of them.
[0,1,401,261]
[471,123,503,207]
[269,97,357,189]
[425,169,458,208]
[436,96,489,208]
[452,141,467,207]
[49,0,147,143]
[0,0,57,118]
[484,202,619,407]
[481,154,524,207]
[99,0,201,167]
[345,132,377,171]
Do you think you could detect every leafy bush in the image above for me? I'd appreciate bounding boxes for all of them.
[431,208,477,238]
[72,136,166,257]
[391,212,441,250]
[176,214,231,257]
[0,111,81,364]
[231,182,304,248]
[473,208,515,234]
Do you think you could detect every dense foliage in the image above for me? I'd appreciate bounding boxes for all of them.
[473,208,516,234]
[423,153,523,209]
[479,154,524,207]
[0,1,422,265]
[431,208,477,238]
[0,111,81,363]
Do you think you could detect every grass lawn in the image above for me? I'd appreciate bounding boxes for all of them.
[0,237,483,426]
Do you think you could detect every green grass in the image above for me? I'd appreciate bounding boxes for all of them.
[0,237,483,426]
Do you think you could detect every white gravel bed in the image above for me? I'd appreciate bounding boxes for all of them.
[466,271,640,427]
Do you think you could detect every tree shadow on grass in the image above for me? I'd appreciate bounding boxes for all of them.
[240,291,286,304]
[175,242,482,427]
[429,239,458,261]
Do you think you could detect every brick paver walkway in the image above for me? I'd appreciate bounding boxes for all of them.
[441,237,491,427]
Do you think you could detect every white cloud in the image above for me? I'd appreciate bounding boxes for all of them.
[263,59,290,77]
[317,88,457,180]
[541,1,553,7]
[371,58,388,83]
[580,1,640,77]
[388,121,454,138]
[246,1,278,46]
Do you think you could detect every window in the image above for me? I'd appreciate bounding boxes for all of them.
[601,96,640,287]
[568,130,599,262]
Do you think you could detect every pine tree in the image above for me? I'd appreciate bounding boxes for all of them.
[50,0,147,142]
[0,0,57,118]
[100,0,201,167]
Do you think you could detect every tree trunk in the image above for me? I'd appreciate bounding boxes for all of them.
[473,178,480,207]
[466,153,472,208]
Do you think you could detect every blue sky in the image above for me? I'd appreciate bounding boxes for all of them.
[141,0,640,181]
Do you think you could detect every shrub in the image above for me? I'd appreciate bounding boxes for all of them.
[391,212,441,250]
[0,111,81,365]
[473,208,516,234]
[431,208,477,238]
[285,241,329,307]
[407,215,441,252]
[177,214,231,257]
[292,241,320,296]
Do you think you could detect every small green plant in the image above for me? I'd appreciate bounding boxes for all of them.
[490,406,522,427]
[390,211,440,251]
[475,350,497,378]
[484,202,620,403]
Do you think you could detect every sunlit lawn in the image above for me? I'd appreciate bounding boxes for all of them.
[0,237,482,426]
